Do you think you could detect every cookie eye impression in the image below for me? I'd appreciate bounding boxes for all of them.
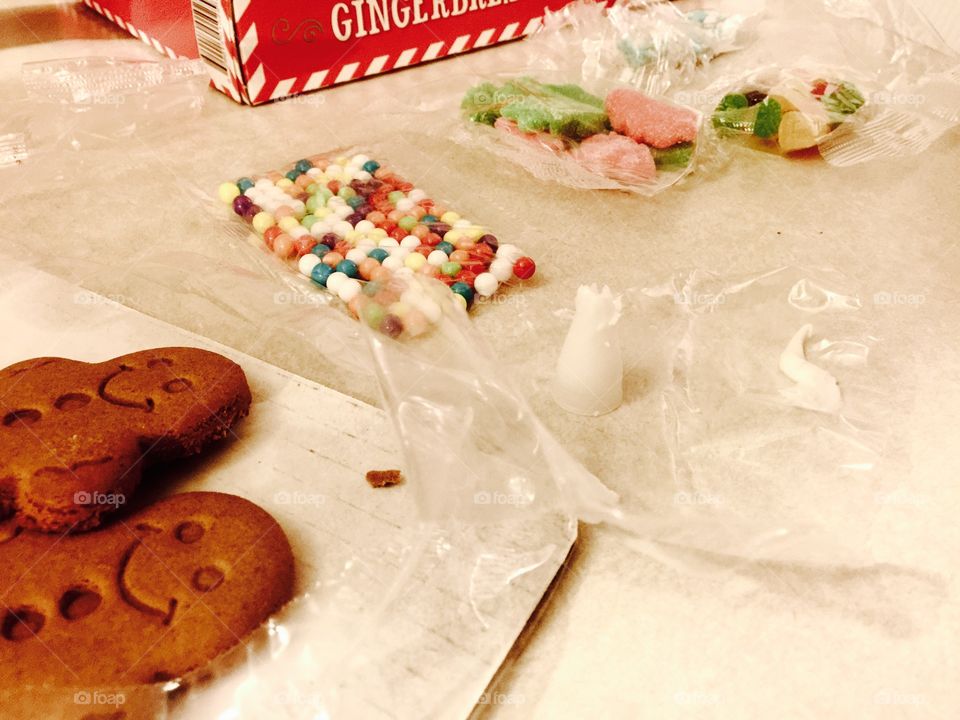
[118,519,226,624]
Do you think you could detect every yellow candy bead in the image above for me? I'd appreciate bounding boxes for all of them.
[440,211,460,224]
[388,301,411,318]
[218,182,240,204]
[278,216,300,231]
[370,228,388,240]
[252,211,275,234]
[314,208,331,219]
[443,230,461,244]
[345,230,362,244]
[335,156,348,166]
[465,226,484,240]
[277,178,294,188]
[404,253,426,271]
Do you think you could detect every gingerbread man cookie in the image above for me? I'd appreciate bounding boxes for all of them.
[0,491,294,686]
[0,347,251,532]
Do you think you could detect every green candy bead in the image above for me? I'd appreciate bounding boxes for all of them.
[338,186,356,200]
[306,183,319,194]
[387,190,405,204]
[441,261,461,277]
[362,302,386,329]
[301,214,319,229]
[305,196,321,213]
[398,216,417,232]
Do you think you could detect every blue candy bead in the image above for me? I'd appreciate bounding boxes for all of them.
[285,169,300,182]
[237,177,254,192]
[368,248,389,263]
[450,282,475,308]
[347,195,365,209]
[362,160,380,173]
[311,244,329,258]
[436,241,455,256]
[336,259,359,278]
[295,159,313,173]
[310,263,334,286]
[421,214,438,223]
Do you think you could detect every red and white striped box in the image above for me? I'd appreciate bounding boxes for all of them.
[84,0,579,105]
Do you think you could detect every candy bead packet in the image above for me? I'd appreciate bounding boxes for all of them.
[219,150,539,339]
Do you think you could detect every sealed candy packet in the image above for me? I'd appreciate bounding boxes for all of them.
[219,151,538,338]
[459,75,702,193]
[710,70,868,155]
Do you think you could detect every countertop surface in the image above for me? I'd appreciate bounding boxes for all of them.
[1,1,958,718]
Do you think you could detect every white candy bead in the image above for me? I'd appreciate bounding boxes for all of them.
[334,205,353,219]
[427,250,448,266]
[415,296,442,323]
[288,226,309,239]
[325,271,348,294]
[310,222,329,237]
[355,170,373,182]
[306,168,322,177]
[408,188,426,202]
[490,257,514,283]
[289,200,306,217]
[389,247,410,260]
[400,235,420,249]
[337,278,361,302]
[379,238,400,249]
[333,220,354,237]
[255,178,273,189]
[396,198,415,212]
[354,220,374,234]
[496,244,523,264]
[298,254,321,276]
[382,255,403,271]
[346,248,367,264]
[351,154,370,165]
[474,272,499,297]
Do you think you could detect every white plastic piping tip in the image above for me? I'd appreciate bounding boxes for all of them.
[553,284,623,416]
[779,324,842,414]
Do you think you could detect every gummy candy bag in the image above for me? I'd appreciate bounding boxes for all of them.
[458,76,703,194]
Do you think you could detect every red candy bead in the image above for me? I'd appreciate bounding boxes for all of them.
[327,180,341,194]
[423,232,442,247]
[513,256,536,280]
[334,240,352,256]
[456,270,478,288]
[263,225,283,250]
[294,236,316,256]
[389,227,407,241]
[415,245,433,258]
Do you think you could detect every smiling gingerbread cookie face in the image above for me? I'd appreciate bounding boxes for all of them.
[0,492,294,686]
[0,348,252,532]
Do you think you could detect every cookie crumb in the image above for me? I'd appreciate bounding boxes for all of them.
[365,469,403,488]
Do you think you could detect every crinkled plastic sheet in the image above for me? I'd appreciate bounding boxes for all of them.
[0,48,920,718]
